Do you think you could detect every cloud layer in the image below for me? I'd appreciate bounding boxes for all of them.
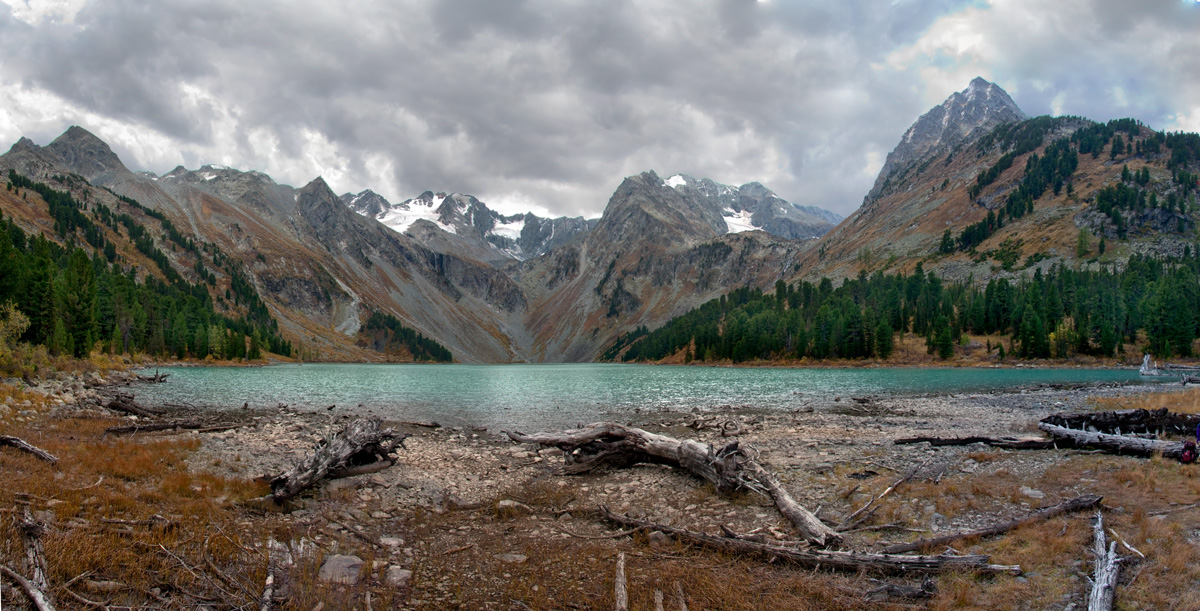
[1,0,1197,218]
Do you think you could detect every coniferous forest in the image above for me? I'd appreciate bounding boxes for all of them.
[608,255,1200,364]
[0,170,292,365]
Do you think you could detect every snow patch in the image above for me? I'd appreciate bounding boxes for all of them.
[490,218,525,241]
[378,196,456,235]
[664,175,687,189]
[201,172,217,181]
[722,207,758,234]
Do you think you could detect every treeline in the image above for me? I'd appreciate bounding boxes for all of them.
[1,171,291,360]
[611,253,1200,364]
[358,312,453,362]
[952,118,1198,253]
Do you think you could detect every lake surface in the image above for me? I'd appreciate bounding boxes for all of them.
[132,363,1159,430]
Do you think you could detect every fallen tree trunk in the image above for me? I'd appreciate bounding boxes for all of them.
[100,391,163,418]
[1088,512,1121,611]
[1041,408,1200,437]
[508,422,841,547]
[104,421,243,435]
[269,418,405,503]
[893,436,1056,450]
[882,494,1102,554]
[1038,422,1183,458]
[600,507,1020,575]
[0,435,59,463]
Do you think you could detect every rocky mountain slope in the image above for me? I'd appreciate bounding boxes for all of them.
[0,128,838,362]
[801,78,1200,288]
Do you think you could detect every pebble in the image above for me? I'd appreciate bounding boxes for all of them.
[1019,486,1045,499]
[386,566,413,587]
[495,553,528,564]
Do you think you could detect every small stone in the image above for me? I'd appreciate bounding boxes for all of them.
[495,553,528,564]
[1019,486,1045,499]
[380,536,405,547]
[318,554,363,584]
[647,531,671,547]
[386,566,413,587]
[371,511,391,519]
[497,499,534,516]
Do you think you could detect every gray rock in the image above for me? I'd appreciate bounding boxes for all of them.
[385,566,412,588]
[1019,486,1045,499]
[317,554,363,584]
[380,536,405,547]
[497,499,533,516]
[495,553,528,564]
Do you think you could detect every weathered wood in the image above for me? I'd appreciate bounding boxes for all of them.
[0,564,57,611]
[100,391,163,418]
[600,507,1021,575]
[1038,422,1184,458]
[0,435,59,463]
[1088,512,1121,611]
[674,582,688,611]
[893,435,1055,450]
[614,552,628,611]
[328,459,395,479]
[865,578,936,602]
[1042,407,1200,437]
[838,465,920,532]
[508,422,840,547]
[104,421,243,435]
[653,589,664,611]
[269,418,404,503]
[750,466,843,547]
[882,494,1102,554]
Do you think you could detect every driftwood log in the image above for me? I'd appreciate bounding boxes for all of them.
[893,435,1056,450]
[600,507,1021,575]
[105,421,244,435]
[1088,512,1121,611]
[269,418,405,503]
[1038,422,1184,458]
[0,435,59,463]
[882,494,1102,554]
[1,497,57,611]
[100,391,163,418]
[507,422,841,547]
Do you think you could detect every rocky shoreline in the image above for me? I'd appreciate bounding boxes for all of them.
[3,370,1192,609]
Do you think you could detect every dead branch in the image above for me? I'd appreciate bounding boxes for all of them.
[614,552,628,611]
[508,422,840,547]
[600,507,1021,575]
[1088,512,1121,611]
[0,435,59,463]
[881,494,1102,554]
[270,418,405,503]
[893,435,1055,450]
[865,578,937,602]
[674,582,688,611]
[653,588,665,611]
[0,564,57,611]
[837,464,922,532]
[327,459,395,479]
[15,498,53,608]
[104,421,243,435]
[98,391,163,418]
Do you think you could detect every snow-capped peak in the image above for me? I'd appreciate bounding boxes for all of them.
[664,174,688,189]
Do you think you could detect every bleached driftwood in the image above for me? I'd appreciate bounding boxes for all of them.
[1038,422,1184,458]
[614,552,628,611]
[600,507,1021,575]
[1087,512,1121,611]
[269,418,405,503]
[0,435,59,463]
[507,422,841,547]
[893,435,1055,450]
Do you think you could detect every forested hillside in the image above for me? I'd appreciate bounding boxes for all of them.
[608,253,1200,364]
[0,170,292,367]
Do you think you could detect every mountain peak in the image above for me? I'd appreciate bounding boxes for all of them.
[867,78,1024,202]
[43,125,128,181]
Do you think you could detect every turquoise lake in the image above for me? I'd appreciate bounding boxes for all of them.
[132,363,1161,430]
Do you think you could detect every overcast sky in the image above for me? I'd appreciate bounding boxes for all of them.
[1,0,1198,219]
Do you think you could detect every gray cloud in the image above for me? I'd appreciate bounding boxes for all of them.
[1,0,1197,218]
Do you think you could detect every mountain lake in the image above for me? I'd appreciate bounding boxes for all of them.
[132,363,1163,430]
